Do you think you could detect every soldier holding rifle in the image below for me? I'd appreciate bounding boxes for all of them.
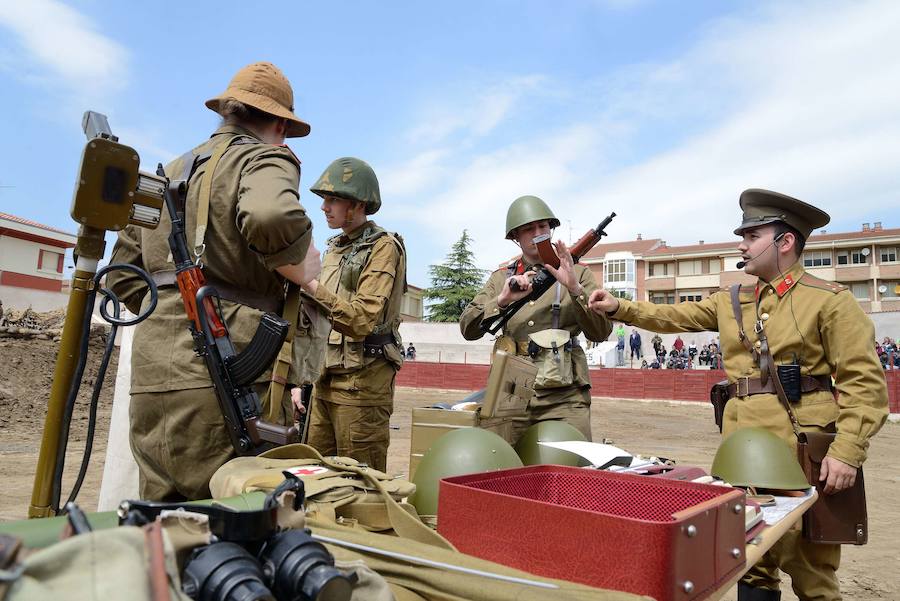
[460,195,613,442]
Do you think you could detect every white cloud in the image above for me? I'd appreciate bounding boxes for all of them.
[390,0,900,274]
[0,0,129,106]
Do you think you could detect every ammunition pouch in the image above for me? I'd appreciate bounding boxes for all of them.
[710,379,730,433]
[527,329,575,388]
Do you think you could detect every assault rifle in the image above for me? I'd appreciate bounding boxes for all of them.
[161,170,299,455]
[480,212,616,335]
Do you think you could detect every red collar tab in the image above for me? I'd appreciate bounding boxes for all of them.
[775,273,796,297]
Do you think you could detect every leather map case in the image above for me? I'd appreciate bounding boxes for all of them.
[797,431,868,545]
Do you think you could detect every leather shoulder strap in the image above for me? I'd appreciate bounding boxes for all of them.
[730,284,756,357]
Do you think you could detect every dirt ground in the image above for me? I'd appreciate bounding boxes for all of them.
[0,335,897,600]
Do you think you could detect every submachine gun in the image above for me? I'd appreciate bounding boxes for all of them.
[479,212,617,336]
[161,166,299,454]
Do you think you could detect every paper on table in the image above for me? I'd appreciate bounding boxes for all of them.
[537,440,644,467]
[761,489,815,526]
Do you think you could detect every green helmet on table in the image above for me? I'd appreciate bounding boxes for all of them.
[711,427,809,490]
[409,428,523,516]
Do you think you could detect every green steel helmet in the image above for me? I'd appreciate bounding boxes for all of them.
[310,157,381,214]
[711,427,809,490]
[505,195,561,239]
[514,421,589,467]
[409,427,523,516]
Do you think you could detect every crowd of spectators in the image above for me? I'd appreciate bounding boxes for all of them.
[876,337,896,369]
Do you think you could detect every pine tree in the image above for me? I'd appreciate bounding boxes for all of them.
[423,230,488,322]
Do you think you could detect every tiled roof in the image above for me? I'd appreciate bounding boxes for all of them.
[581,238,664,259]
[0,212,74,237]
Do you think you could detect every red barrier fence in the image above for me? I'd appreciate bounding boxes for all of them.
[397,361,900,412]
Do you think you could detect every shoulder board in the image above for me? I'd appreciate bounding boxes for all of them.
[799,273,847,293]
[719,283,754,295]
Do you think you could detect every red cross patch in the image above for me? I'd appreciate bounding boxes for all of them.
[286,465,331,477]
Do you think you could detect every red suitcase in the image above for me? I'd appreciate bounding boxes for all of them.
[438,465,746,601]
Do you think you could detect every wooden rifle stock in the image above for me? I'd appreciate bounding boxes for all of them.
[481,212,616,335]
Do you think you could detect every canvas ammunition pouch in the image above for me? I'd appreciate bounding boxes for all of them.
[527,328,576,388]
[210,444,453,550]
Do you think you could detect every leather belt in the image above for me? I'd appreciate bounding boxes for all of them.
[363,332,396,357]
[151,270,283,314]
[514,337,581,357]
[727,374,833,399]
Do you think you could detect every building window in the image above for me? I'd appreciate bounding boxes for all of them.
[708,259,720,274]
[678,259,702,276]
[837,250,868,265]
[802,251,832,268]
[679,291,702,303]
[880,247,898,263]
[650,292,675,304]
[38,249,63,274]
[850,282,869,300]
[648,262,674,277]
[604,259,635,284]
[878,281,900,298]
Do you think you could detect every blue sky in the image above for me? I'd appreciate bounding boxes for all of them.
[1,0,898,288]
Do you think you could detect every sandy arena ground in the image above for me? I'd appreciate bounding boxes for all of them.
[0,337,896,600]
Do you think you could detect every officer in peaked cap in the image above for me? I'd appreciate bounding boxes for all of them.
[588,188,887,600]
[734,188,830,239]
[108,62,322,501]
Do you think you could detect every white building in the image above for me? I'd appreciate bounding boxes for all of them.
[0,212,77,311]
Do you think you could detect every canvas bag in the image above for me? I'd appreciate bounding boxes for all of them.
[210,444,452,549]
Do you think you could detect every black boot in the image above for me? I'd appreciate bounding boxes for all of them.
[738,582,782,601]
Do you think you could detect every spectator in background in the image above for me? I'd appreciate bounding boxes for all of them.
[406,343,416,360]
[616,332,626,366]
[651,333,662,356]
[629,329,642,360]
[673,335,685,353]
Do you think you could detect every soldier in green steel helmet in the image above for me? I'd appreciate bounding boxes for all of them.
[459,195,612,444]
[299,158,407,472]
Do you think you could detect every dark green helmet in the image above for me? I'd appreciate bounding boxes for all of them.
[711,427,809,490]
[310,157,381,214]
[409,428,523,516]
[505,195,560,239]
[514,421,589,467]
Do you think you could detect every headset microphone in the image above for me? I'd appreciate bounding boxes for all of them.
[736,233,785,269]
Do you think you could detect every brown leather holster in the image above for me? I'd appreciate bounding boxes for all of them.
[709,380,730,433]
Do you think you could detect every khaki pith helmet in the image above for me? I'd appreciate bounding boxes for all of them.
[711,427,809,490]
[734,189,830,240]
[409,428,523,516]
[514,421,589,467]
[505,195,560,239]
[206,62,311,138]
[310,157,381,215]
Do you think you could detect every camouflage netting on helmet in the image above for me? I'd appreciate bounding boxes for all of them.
[310,157,381,214]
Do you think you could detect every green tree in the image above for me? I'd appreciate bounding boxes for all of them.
[424,230,488,322]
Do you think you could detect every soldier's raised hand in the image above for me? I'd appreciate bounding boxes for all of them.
[544,240,582,295]
[588,288,620,315]
[498,270,535,308]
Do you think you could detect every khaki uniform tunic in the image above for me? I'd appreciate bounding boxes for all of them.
[107,125,313,500]
[308,221,407,471]
[460,262,611,441]
[610,261,887,599]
